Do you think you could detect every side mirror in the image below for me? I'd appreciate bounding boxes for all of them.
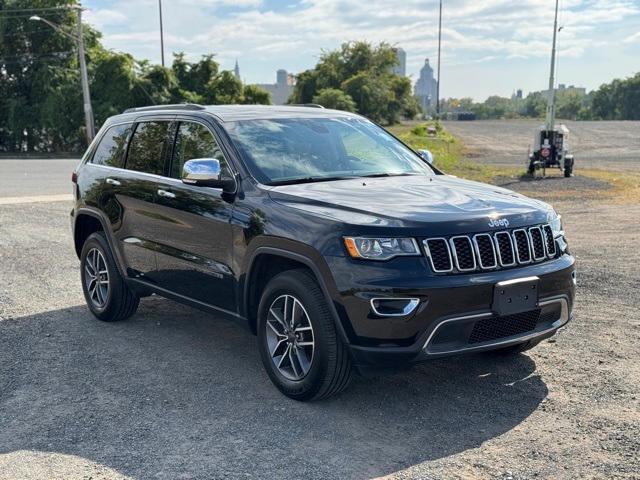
[417,149,434,164]
[182,158,235,191]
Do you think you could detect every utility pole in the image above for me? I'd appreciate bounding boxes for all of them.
[76,8,95,142]
[436,0,442,118]
[545,0,559,131]
[30,7,95,144]
[159,0,165,67]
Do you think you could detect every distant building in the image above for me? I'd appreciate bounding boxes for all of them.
[234,60,240,80]
[392,47,406,76]
[533,84,586,98]
[414,58,438,111]
[511,88,523,100]
[555,84,586,96]
[256,69,295,105]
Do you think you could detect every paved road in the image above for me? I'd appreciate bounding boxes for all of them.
[0,159,78,198]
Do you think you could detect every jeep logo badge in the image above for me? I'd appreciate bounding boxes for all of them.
[488,218,510,228]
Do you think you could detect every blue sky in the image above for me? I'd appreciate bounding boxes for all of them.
[83,0,640,100]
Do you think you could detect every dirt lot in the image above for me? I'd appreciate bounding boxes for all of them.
[0,183,639,477]
[444,119,640,171]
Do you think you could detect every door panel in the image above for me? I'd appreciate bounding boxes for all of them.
[152,180,236,311]
[152,120,237,312]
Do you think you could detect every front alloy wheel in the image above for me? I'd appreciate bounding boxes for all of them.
[265,294,315,381]
[257,269,353,401]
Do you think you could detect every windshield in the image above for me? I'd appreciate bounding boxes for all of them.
[224,117,434,185]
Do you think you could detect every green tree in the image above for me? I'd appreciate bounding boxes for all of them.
[312,88,356,111]
[289,41,417,123]
[242,84,271,105]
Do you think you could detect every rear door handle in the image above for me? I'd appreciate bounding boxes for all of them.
[106,178,121,186]
[157,189,176,199]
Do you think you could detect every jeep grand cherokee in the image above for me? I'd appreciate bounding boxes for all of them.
[71,104,576,400]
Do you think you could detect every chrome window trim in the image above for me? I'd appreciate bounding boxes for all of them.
[528,226,547,261]
[422,295,570,355]
[370,298,420,317]
[494,231,517,267]
[512,228,532,264]
[472,233,498,270]
[423,238,453,273]
[542,224,557,258]
[449,235,477,272]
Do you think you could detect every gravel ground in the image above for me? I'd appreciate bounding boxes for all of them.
[444,119,640,171]
[0,196,638,479]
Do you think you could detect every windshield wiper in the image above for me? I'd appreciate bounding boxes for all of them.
[269,175,358,186]
[359,172,420,178]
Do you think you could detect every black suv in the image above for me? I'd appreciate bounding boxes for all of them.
[71,104,576,400]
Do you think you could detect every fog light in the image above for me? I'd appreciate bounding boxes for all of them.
[370,298,419,317]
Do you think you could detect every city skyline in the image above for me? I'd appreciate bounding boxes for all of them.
[83,0,640,101]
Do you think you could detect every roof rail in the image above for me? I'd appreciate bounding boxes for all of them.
[123,103,205,114]
[289,103,325,109]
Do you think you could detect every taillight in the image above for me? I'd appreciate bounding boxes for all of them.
[71,171,78,184]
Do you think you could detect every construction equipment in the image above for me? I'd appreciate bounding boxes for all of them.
[527,0,575,178]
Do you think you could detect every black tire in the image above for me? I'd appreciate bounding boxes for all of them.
[257,269,352,401]
[485,339,541,356]
[80,231,139,322]
[564,157,574,177]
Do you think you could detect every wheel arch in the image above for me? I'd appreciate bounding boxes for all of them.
[73,207,127,277]
[241,243,351,346]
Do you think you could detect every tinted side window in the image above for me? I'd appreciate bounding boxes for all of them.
[91,124,131,168]
[171,122,229,179]
[126,121,170,175]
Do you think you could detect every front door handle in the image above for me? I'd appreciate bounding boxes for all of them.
[106,178,121,186]
[157,189,176,199]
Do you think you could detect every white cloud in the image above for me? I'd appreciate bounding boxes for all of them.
[85,0,640,99]
[624,31,640,43]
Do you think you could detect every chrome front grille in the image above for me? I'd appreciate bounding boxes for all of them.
[423,224,557,274]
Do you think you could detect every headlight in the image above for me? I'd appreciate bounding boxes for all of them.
[343,237,420,260]
[548,210,563,238]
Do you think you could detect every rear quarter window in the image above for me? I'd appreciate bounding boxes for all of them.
[91,123,132,168]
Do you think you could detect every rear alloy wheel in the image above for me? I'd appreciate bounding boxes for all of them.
[80,232,139,322]
[84,248,110,309]
[257,269,352,401]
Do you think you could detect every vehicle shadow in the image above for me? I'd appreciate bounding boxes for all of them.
[0,298,547,479]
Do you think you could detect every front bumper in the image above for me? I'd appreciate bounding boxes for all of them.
[325,253,576,368]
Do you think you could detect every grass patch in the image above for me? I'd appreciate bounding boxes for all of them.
[387,121,500,183]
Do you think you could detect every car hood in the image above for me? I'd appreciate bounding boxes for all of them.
[267,174,552,233]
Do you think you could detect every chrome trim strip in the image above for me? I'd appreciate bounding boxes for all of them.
[370,298,420,317]
[528,226,546,261]
[449,236,477,272]
[422,296,570,355]
[542,224,557,258]
[423,238,454,273]
[512,228,532,264]
[494,231,517,267]
[472,233,497,269]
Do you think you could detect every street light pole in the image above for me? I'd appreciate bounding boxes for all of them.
[158,0,165,67]
[30,9,95,144]
[436,0,442,118]
[545,0,560,132]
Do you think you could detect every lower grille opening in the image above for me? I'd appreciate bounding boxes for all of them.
[468,309,541,344]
